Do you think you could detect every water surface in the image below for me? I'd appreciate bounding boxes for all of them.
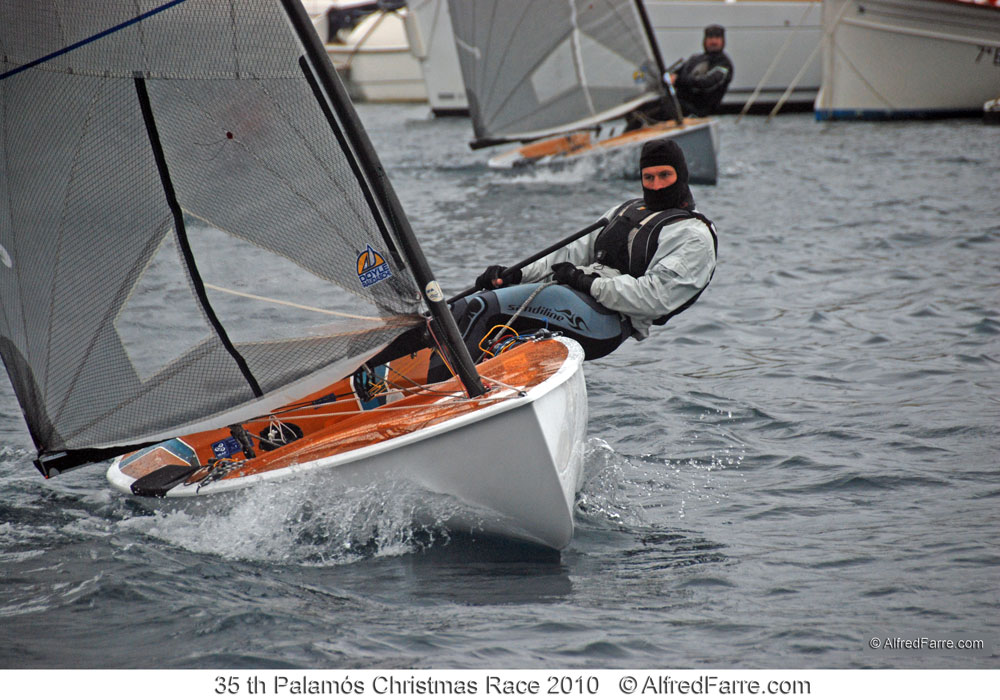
[1,107,998,669]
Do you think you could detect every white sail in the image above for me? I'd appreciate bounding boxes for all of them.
[0,0,430,471]
[448,0,666,143]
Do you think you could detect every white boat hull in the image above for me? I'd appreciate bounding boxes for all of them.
[107,338,588,550]
[405,0,469,115]
[324,10,428,103]
[816,0,1000,119]
[488,119,720,186]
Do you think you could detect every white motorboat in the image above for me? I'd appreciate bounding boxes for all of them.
[319,1,428,102]
[815,0,1000,119]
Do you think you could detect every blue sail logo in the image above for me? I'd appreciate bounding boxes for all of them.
[357,244,392,288]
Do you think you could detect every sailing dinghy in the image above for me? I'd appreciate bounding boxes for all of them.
[448,0,719,184]
[0,0,587,550]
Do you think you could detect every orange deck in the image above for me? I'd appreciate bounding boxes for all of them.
[514,118,711,160]
[119,339,570,485]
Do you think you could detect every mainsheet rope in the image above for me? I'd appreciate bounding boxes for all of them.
[202,282,408,322]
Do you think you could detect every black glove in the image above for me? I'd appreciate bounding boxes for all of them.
[550,262,596,295]
[475,264,521,290]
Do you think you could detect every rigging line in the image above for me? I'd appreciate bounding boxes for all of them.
[475,374,525,394]
[268,372,529,423]
[425,317,458,380]
[738,2,817,122]
[380,365,466,397]
[255,389,514,423]
[201,283,407,323]
[381,374,464,398]
[269,367,463,420]
[477,281,557,361]
[0,0,189,82]
[258,396,515,422]
[270,387,458,421]
[340,9,390,69]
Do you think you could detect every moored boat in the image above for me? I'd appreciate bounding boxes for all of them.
[405,0,469,116]
[319,1,428,102]
[815,0,1000,120]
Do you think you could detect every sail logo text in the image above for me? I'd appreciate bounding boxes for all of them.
[357,245,392,288]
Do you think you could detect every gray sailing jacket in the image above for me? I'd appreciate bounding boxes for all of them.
[519,204,717,339]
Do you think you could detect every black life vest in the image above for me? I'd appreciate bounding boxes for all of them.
[593,198,718,325]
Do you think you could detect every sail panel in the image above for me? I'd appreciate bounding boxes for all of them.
[448,0,664,141]
[0,1,424,461]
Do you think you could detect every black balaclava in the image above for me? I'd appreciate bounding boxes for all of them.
[639,138,694,211]
[703,24,725,53]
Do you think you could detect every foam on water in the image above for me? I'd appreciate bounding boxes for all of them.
[115,476,479,565]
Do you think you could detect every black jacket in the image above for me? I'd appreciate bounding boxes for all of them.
[674,50,734,117]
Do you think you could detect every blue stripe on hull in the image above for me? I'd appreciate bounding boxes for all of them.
[815,108,984,121]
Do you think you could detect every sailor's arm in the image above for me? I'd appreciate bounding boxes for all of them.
[686,65,731,95]
[519,206,618,282]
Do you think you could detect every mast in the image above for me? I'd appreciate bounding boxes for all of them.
[633,0,682,123]
[634,0,667,79]
[278,0,485,397]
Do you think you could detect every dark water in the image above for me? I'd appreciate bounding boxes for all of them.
[2,106,998,670]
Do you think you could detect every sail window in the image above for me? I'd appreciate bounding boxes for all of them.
[531,39,577,105]
[577,32,640,90]
[114,228,213,383]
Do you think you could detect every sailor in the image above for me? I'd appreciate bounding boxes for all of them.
[669,24,734,117]
[475,137,718,347]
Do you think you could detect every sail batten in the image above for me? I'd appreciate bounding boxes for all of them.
[449,0,665,142]
[1,1,439,472]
